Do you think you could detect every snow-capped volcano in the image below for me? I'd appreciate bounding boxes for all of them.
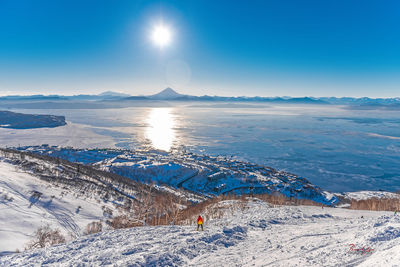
[149,88,185,99]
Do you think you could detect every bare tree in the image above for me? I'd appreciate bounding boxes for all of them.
[84,221,103,235]
[26,225,66,250]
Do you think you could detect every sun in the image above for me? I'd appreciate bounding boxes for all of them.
[151,25,172,48]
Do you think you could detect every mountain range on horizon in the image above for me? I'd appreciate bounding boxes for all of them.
[0,87,399,106]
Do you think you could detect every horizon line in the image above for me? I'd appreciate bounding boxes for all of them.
[0,90,399,99]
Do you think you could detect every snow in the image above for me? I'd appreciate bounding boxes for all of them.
[1,147,399,265]
[0,160,117,253]
[17,146,339,206]
[338,191,400,201]
[1,199,399,266]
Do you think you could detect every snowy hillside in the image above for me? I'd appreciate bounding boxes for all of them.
[0,149,202,253]
[1,199,399,266]
[17,146,338,205]
[0,160,116,253]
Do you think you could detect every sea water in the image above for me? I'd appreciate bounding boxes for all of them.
[5,102,400,192]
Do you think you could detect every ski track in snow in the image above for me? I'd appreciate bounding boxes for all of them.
[0,177,80,236]
[45,205,81,237]
[1,200,400,266]
[0,160,116,252]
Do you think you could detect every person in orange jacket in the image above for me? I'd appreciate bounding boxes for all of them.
[197,215,204,231]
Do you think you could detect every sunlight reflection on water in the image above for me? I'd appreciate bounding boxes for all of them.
[145,108,176,151]
[8,104,400,192]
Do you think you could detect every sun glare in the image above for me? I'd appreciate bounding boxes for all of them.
[151,25,172,47]
[146,108,175,151]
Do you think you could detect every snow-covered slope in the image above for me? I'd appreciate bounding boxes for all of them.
[0,160,116,253]
[0,149,202,253]
[1,200,399,266]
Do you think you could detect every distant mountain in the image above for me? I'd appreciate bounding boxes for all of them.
[319,97,400,105]
[70,91,131,100]
[148,87,187,100]
[98,91,131,98]
[0,89,398,105]
[133,88,328,103]
[0,95,67,101]
[0,92,132,102]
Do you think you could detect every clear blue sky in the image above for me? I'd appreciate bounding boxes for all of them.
[0,0,399,97]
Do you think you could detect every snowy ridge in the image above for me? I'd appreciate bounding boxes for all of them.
[17,146,338,205]
[1,200,399,266]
